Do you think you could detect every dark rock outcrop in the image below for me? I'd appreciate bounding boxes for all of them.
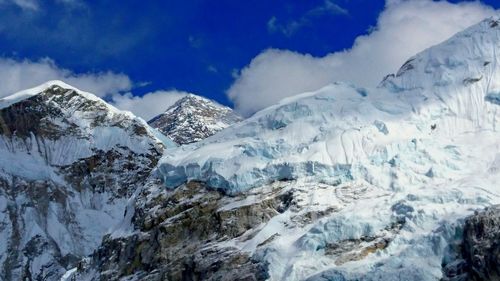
[148,94,242,145]
[73,180,296,280]
[442,206,500,281]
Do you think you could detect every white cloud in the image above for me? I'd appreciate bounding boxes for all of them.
[207,65,218,73]
[229,0,498,116]
[54,0,87,9]
[0,57,132,98]
[0,0,85,12]
[11,0,38,10]
[110,90,188,121]
[267,0,348,37]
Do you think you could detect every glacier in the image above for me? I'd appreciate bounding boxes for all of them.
[159,16,500,193]
[148,16,500,280]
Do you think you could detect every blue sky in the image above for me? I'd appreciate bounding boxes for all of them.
[0,0,384,102]
[0,0,499,118]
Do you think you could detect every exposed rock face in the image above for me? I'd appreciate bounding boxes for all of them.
[442,206,500,281]
[0,81,164,281]
[73,180,295,280]
[68,178,411,281]
[148,94,242,145]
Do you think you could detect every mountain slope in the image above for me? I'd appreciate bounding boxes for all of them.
[148,94,242,145]
[68,16,500,281]
[158,16,500,193]
[0,81,164,280]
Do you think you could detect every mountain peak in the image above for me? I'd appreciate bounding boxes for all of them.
[381,14,500,92]
[0,81,164,280]
[2,80,89,108]
[178,92,212,102]
[148,93,242,145]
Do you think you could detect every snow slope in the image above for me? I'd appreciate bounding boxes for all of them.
[150,16,500,280]
[158,16,500,194]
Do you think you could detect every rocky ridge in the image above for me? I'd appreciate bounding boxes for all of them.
[148,94,242,145]
[442,205,500,281]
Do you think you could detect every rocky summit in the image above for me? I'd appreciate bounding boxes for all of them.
[2,15,500,281]
[148,94,242,145]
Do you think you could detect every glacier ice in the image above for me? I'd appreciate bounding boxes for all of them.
[157,16,500,194]
[149,15,500,280]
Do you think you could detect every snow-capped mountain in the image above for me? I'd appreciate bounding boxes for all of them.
[0,81,164,280]
[68,16,500,281]
[148,94,242,145]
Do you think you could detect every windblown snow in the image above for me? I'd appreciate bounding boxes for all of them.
[152,16,500,280]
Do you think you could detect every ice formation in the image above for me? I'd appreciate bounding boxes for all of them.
[150,16,500,280]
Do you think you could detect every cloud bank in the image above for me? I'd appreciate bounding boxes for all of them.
[228,0,498,116]
[0,57,132,98]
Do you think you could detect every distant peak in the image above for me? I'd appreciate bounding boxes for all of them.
[40,80,80,90]
[17,80,85,97]
[175,93,219,105]
[148,93,242,145]
[162,93,233,114]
